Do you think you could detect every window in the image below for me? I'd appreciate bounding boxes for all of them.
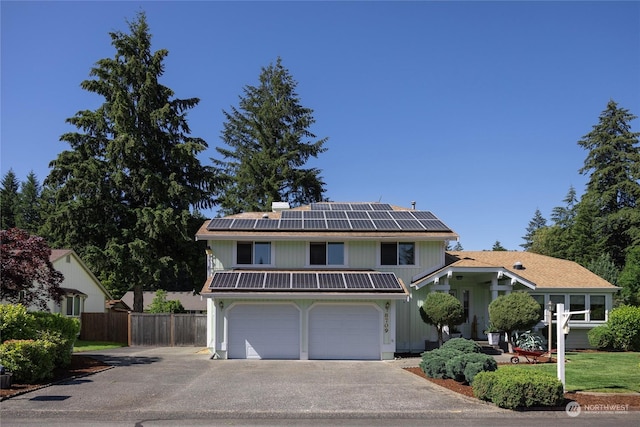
[590,295,606,321]
[380,242,415,265]
[65,296,81,316]
[570,295,586,320]
[237,242,271,265]
[531,294,545,321]
[549,294,565,310]
[310,242,344,265]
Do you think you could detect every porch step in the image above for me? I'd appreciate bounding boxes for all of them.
[476,340,503,355]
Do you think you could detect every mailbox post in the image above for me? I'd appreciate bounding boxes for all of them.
[555,303,590,391]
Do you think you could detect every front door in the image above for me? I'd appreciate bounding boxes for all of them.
[450,288,472,338]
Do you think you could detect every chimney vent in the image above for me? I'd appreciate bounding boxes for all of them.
[513,261,524,270]
[271,202,290,212]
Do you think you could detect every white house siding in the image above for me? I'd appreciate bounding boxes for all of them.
[273,241,306,268]
[52,255,107,313]
[209,241,233,270]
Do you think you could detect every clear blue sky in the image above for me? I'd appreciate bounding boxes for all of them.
[2,1,639,251]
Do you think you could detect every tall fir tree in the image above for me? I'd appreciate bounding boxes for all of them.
[16,171,42,234]
[43,13,216,310]
[520,208,547,250]
[213,57,327,214]
[1,169,19,229]
[577,100,640,266]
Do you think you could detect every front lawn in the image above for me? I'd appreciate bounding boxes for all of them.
[513,351,640,393]
[73,340,126,352]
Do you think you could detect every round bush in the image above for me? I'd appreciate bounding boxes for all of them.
[588,324,614,350]
[608,305,640,351]
[445,352,497,383]
[419,347,462,379]
[441,337,481,354]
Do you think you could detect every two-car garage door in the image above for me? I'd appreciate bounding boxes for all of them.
[227,303,381,360]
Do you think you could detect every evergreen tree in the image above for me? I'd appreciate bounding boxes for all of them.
[618,246,640,306]
[16,171,42,234]
[43,13,216,310]
[577,100,640,266]
[1,169,19,229]
[551,186,578,228]
[521,209,547,250]
[213,57,327,214]
[492,241,507,251]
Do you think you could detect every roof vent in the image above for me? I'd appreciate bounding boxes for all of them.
[513,261,524,270]
[271,202,290,212]
[262,213,269,219]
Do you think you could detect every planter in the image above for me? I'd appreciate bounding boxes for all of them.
[0,373,13,389]
[487,332,500,346]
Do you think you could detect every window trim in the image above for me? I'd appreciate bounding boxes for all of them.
[235,241,273,266]
[308,242,346,266]
[379,242,416,266]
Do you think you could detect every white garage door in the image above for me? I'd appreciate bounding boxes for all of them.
[309,304,381,360]
[228,304,300,359]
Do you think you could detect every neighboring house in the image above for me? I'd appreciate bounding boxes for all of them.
[196,202,618,360]
[48,249,112,316]
[120,291,206,314]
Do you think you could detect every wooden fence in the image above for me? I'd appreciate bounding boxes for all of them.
[80,312,207,346]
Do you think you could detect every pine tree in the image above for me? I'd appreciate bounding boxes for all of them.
[1,169,19,229]
[43,13,216,310]
[521,209,547,250]
[492,241,507,251]
[16,171,42,234]
[577,100,640,266]
[213,57,328,214]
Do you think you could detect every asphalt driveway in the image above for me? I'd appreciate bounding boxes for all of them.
[1,347,637,426]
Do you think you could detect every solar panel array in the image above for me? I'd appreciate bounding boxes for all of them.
[208,271,404,292]
[206,206,450,232]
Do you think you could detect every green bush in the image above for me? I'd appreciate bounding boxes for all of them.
[0,304,36,341]
[445,352,497,383]
[588,324,614,350]
[420,347,462,379]
[472,367,564,409]
[441,337,481,353]
[0,339,55,383]
[608,305,640,351]
[32,312,80,367]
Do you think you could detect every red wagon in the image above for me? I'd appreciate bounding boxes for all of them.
[510,347,554,364]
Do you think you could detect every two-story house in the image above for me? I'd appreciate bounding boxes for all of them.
[196,202,618,360]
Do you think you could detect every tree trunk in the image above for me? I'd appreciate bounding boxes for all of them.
[133,283,144,312]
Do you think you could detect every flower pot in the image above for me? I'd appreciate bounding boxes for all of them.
[487,332,500,346]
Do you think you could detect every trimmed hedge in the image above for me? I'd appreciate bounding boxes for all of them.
[0,304,36,341]
[0,339,55,383]
[445,352,497,384]
[588,324,614,350]
[608,305,640,351]
[473,367,564,409]
[420,338,496,384]
[420,347,462,379]
[441,337,481,353]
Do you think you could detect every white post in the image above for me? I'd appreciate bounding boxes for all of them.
[556,303,565,391]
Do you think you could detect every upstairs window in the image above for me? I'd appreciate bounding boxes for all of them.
[381,242,415,265]
[237,242,271,265]
[310,242,344,265]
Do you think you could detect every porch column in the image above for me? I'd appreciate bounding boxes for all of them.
[490,277,499,301]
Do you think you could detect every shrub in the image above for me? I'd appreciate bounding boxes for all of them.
[0,339,55,383]
[607,305,640,351]
[419,292,464,346]
[445,352,497,383]
[420,347,462,379]
[441,337,481,354]
[0,304,36,341]
[472,367,564,409]
[31,312,80,366]
[489,292,541,353]
[588,324,614,350]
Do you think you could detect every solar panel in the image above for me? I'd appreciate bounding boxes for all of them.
[237,272,265,288]
[372,219,400,230]
[346,211,370,219]
[230,219,257,229]
[396,219,425,230]
[303,219,327,229]
[281,210,303,218]
[264,272,291,289]
[348,203,373,210]
[254,219,280,229]
[419,219,450,231]
[330,203,352,211]
[389,211,415,220]
[350,219,376,230]
[368,211,392,219]
[370,273,402,289]
[292,272,317,289]
[326,220,351,230]
[280,219,303,229]
[370,203,393,210]
[325,211,347,219]
[303,211,325,219]
[310,203,332,210]
[344,273,374,289]
[318,273,346,289]
[412,211,437,220]
[206,218,234,230]
[209,271,239,288]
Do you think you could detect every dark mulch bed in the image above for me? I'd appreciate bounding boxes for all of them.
[404,367,640,410]
[1,355,111,400]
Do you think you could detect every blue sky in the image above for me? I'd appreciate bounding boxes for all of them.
[2,1,639,251]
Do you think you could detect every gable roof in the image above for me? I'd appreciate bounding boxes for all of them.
[50,249,113,299]
[196,202,459,241]
[413,251,618,291]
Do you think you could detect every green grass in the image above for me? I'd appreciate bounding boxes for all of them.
[510,351,640,393]
[73,340,126,352]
